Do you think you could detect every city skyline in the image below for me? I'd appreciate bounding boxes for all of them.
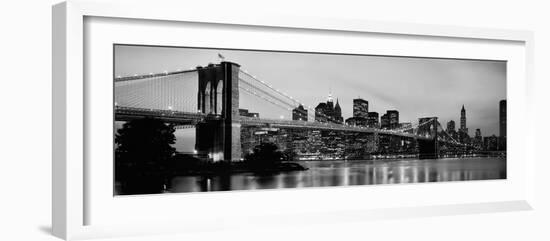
[115,45,506,136]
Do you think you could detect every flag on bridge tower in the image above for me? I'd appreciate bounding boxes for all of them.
[218,53,225,61]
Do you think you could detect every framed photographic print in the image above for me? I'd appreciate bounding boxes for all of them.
[53,0,535,240]
[113,44,507,195]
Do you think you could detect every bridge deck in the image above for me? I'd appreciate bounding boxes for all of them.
[239,116,430,140]
[115,106,205,124]
[114,106,434,140]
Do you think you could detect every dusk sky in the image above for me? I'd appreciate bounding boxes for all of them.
[115,45,506,137]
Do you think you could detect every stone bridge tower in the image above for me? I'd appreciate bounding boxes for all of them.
[417,117,439,159]
[195,62,242,162]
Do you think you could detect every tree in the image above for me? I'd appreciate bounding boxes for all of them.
[244,142,285,169]
[115,118,176,194]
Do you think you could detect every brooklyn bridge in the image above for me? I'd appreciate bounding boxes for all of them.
[114,61,475,162]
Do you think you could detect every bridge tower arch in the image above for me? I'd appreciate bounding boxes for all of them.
[196,62,242,162]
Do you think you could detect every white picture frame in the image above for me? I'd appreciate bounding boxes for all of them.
[52,0,535,240]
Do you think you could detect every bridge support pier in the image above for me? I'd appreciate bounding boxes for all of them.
[195,62,242,162]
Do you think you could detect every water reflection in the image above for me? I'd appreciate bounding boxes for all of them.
[169,157,506,193]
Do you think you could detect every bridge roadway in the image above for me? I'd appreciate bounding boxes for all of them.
[115,106,205,125]
[115,106,432,140]
[239,116,432,140]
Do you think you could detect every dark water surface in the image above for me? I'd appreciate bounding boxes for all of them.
[168,157,506,193]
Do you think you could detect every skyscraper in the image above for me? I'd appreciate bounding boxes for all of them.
[367,112,379,128]
[238,108,259,118]
[352,98,369,118]
[380,110,399,129]
[380,114,390,129]
[334,99,343,123]
[474,128,483,149]
[292,104,308,121]
[474,128,482,148]
[345,98,369,127]
[484,135,499,151]
[447,120,456,132]
[500,100,506,138]
[315,103,328,123]
[314,93,343,124]
[327,93,334,110]
[387,110,399,129]
[475,128,481,138]
[460,105,468,135]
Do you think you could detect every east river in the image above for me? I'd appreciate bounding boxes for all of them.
[167,157,506,193]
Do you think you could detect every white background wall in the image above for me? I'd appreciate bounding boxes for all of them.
[0,0,548,240]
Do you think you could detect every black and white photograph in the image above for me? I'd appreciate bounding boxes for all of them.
[113,44,507,195]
